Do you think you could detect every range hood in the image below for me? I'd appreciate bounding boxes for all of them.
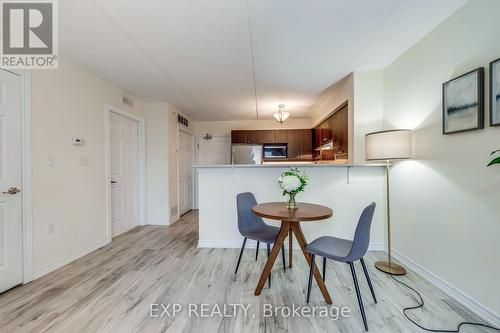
[318,139,334,151]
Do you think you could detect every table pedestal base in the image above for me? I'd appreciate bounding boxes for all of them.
[254,220,333,305]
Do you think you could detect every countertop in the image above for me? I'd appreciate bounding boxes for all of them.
[194,162,386,169]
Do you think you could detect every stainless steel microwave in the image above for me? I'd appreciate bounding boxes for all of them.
[263,144,287,159]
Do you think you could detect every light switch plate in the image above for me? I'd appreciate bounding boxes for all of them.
[44,153,54,166]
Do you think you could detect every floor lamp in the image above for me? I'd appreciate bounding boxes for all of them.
[365,129,411,275]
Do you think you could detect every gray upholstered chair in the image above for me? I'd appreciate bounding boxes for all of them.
[235,192,286,287]
[305,202,377,331]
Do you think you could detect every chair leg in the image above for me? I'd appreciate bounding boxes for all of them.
[349,262,368,331]
[234,238,247,275]
[322,257,326,282]
[255,241,259,261]
[267,243,271,288]
[306,254,315,303]
[360,258,377,303]
[281,245,286,272]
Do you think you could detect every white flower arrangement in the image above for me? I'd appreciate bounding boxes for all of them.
[277,168,308,209]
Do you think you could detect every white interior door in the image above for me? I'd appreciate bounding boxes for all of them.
[0,70,23,293]
[110,112,139,237]
[178,131,193,216]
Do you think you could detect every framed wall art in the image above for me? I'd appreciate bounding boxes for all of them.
[442,68,484,134]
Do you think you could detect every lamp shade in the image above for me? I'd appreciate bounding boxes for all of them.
[365,129,412,161]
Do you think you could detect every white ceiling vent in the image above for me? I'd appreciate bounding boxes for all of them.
[122,95,133,107]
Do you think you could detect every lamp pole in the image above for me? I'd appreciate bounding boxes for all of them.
[374,160,406,275]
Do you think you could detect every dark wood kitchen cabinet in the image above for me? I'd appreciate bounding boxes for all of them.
[275,130,288,143]
[230,128,316,160]
[246,130,262,144]
[231,130,247,144]
[261,130,275,143]
[287,130,301,158]
[261,130,288,144]
[313,103,348,160]
[300,129,313,157]
[287,129,312,159]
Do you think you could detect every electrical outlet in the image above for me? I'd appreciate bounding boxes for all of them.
[48,224,55,234]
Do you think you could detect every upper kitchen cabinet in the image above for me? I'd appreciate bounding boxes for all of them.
[261,130,288,144]
[247,130,262,144]
[275,130,288,143]
[313,103,348,160]
[231,130,262,144]
[231,130,247,144]
[330,104,348,154]
[230,129,311,159]
[300,129,313,157]
[261,130,275,143]
[289,129,313,159]
[287,130,301,158]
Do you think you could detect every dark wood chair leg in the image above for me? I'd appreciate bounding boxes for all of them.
[322,257,326,282]
[281,245,286,272]
[307,254,315,303]
[349,262,368,331]
[360,258,377,303]
[255,241,259,261]
[234,238,247,274]
[267,243,271,288]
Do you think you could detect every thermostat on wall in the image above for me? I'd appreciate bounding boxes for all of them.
[72,137,86,146]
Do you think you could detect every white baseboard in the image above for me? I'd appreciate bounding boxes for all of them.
[368,243,385,251]
[146,219,169,225]
[198,240,384,252]
[392,249,500,327]
[32,238,109,280]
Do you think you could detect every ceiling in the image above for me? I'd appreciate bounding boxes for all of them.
[60,0,466,121]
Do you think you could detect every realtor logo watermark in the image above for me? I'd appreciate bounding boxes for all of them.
[1,0,58,69]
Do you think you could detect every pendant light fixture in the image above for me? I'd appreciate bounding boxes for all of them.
[273,104,290,124]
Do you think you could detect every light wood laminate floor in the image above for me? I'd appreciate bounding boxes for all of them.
[0,211,489,332]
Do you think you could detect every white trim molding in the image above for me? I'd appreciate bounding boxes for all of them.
[392,249,500,327]
[147,219,169,226]
[6,69,35,284]
[104,105,146,243]
[32,238,108,280]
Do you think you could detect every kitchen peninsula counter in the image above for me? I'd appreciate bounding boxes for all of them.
[195,163,387,250]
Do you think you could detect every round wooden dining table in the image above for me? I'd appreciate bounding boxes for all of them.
[252,202,333,304]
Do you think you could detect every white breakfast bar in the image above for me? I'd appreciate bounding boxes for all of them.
[195,163,387,250]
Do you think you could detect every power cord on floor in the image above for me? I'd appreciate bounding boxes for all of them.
[387,274,500,332]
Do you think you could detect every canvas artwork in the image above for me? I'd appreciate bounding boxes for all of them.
[490,58,500,126]
[443,68,484,134]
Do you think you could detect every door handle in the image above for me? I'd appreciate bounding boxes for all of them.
[111,181,118,184]
[2,187,21,195]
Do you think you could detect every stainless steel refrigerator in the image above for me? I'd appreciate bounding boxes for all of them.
[231,144,263,164]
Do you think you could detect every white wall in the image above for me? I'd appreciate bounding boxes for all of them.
[383,0,500,319]
[198,165,385,249]
[145,103,170,225]
[309,74,354,162]
[31,59,144,276]
[145,103,193,224]
[353,71,384,163]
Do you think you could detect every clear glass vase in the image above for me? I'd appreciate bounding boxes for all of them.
[286,192,298,209]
